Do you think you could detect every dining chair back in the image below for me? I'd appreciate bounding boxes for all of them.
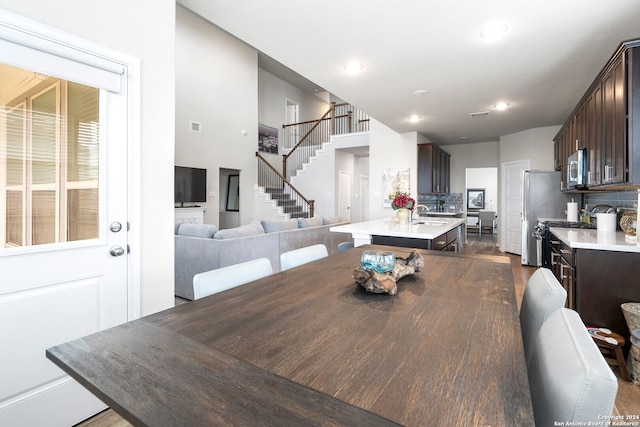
[519,267,567,365]
[478,210,496,240]
[528,308,618,426]
[337,241,355,252]
[280,244,328,271]
[193,258,273,299]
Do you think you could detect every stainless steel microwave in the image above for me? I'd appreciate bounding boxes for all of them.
[567,148,587,189]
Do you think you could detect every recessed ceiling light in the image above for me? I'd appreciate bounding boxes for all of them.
[414,89,428,96]
[494,102,510,111]
[481,22,507,41]
[344,61,363,74]
[409,115,421,123]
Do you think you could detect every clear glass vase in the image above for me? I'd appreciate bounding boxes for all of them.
[360,250,396,273]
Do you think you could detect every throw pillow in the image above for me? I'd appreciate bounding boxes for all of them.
[177,223,219,238]
[261,218,299,233]
[213,221,265,239]
[297,216,324,228]
[323,216,346,225]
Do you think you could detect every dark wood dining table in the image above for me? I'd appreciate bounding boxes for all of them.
[47,245,533,426]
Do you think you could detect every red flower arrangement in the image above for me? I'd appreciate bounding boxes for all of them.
[390,191,415,211]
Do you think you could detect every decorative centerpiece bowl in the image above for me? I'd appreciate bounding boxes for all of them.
[360,250,396,273]
[619,210,637,243]
[353,250,424,295]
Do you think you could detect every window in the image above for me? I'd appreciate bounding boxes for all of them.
[2,63,100,248]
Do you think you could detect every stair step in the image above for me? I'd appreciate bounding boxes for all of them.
[282,205,303,213]
[270,194,292,201]
[289,212,309,219]
[265,187,284,194]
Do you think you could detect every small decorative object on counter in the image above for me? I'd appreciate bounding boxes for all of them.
[353,249,424,295]
[390,191,415,223]
[396,208,411,223]
[360,250,396,273]
[620,210,637,243]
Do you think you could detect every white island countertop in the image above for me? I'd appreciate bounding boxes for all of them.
[330,217,465,240]
[549,227,640,253]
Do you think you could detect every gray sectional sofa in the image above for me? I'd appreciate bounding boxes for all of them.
[174,216,350,300]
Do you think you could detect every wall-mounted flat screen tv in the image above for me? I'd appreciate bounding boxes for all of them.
[175,166,207,205]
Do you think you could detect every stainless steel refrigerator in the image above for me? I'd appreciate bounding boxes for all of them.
[521,171,573,266]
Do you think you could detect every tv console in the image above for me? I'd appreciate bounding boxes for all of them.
[174,207,204,225]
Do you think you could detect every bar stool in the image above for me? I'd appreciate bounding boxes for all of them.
[586,326,631,381]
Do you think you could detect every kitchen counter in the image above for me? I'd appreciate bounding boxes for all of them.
[331,217,465,250]
[550,227,640,253]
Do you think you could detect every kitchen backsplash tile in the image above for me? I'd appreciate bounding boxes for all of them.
[584,190,639,211]
[417,192,463,212]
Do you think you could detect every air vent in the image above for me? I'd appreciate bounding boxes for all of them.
[190,121,201,132]
[469,111,490,118]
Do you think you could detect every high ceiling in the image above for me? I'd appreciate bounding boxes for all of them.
[177,0,640,146]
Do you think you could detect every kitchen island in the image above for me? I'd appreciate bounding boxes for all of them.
[330,217,465,252]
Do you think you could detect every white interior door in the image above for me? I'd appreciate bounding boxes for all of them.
[0,12,132,426]
[338,170,351,221]
[501,160,530,254]
[359,174,369,222]
[285,98,299,149]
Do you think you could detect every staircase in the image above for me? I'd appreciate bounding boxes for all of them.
[264,187,309,218]
[256,152,314,219]
[256,102,369,218]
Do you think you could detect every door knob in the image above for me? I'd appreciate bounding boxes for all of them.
[109,245,125,257]
[109,222,123,232]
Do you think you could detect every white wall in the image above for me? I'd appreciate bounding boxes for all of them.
[175,6,258,227]
[369,121,418,220]
[500,126,560,171]
[446,141,500,194]
[258,68,329,171]
[0,0,176,315]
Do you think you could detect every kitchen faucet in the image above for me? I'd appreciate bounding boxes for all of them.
[413,204,430,219]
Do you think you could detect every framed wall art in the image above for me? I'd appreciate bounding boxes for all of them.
[258,123,278,154]
[382,167,410,207]
[467,188,485,210]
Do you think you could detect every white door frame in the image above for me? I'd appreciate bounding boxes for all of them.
[0,9,141,425]
[500,159,530,254]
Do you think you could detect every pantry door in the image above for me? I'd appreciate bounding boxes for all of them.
[0,11,135,426]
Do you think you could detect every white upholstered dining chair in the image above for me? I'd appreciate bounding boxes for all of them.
[193,258,273,299]
[528,308,618,426]
[519,267,567,365]
[280,244,328,271]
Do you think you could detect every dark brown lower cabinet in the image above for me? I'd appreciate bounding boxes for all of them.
[371,227,460,252]
[574,249,640,355]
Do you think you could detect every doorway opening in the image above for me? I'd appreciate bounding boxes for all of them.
[219,168,240,229]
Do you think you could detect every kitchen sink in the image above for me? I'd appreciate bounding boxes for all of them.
[413,220,447,226]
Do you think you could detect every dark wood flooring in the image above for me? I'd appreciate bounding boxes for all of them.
[78,238,639,426]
